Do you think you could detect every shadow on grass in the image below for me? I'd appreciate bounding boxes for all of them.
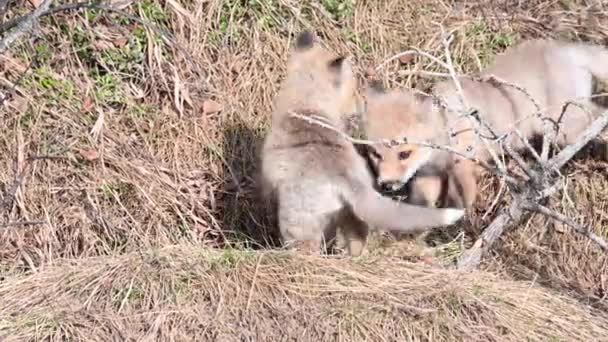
[218,118,280,250]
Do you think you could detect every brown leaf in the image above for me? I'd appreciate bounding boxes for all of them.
[365,67,377,77]
[8,95,28,113]
[28,0,42,8]
[79,149,100,162]
[421,255,434,265]
[203,100,223,114]
[113,37,128,48]
[82,98,94,112]
[92,40,114,51]
[110,0,135,9]
[398,53,415,65]
[231,59,247,73]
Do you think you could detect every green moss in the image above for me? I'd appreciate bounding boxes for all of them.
[322,0,355,21]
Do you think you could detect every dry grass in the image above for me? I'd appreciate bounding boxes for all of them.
[1,246,608,341]
[0,0,607,339]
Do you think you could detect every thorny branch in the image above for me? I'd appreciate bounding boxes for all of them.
[289,112,520,185]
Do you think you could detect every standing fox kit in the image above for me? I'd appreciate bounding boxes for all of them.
[260,31,464,256]
[364,39,608,211]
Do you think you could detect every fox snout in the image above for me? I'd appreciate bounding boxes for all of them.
[378,179,405,192]
[376,164,410,192]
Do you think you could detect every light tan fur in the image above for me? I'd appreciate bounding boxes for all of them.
[406,169,463,209]
[260,32,465,256]
[364,39,608,211]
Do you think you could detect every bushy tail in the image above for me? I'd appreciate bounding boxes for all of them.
[345,185,464,233]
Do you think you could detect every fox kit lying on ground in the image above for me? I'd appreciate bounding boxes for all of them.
[260,31,465,256]
[364,39,608,211]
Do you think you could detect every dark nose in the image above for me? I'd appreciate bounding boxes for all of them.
[379,181,404,192]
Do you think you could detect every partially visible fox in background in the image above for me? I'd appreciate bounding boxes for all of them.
[259,31,465,256]
[363,39,608,212]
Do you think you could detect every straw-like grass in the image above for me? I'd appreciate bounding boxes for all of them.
[1,246,608,341]
[0,0,607,339]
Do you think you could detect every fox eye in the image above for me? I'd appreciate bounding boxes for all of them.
[398,151,411,160]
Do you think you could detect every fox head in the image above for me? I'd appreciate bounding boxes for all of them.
[274,31,359,127]
[363,83,438,191]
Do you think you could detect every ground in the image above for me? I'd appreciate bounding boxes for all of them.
[0,0,607,340]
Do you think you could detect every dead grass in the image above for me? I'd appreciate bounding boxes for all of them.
[1,246,608,341]
[0,0,607,339]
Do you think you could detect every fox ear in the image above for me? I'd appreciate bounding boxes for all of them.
[327,56,353,87]
[328,56,345,72]
[295,31,315,51]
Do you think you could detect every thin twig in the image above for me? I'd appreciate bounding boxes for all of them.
[288,112,519,184]
[375,48,449,72]
[523,203,608,253]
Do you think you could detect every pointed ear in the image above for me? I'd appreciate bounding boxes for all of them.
[295,31,315,51]
[327,56,354,87]
[328,56,345,72]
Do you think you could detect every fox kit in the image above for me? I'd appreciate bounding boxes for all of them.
[260,31,465,256]
[364,39,608,211]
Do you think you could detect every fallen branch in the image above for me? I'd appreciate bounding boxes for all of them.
[0,0,53,53]
[457,200,525,270]
[457,110,608,269]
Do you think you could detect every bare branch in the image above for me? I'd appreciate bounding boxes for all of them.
[375,48,449,73]
[0,0,53,53]
[522,203,608,253]
[548,109,608,170]
[288,112,520,185]
[396,70,451,78]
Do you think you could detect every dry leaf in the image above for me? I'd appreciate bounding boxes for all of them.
[113,37,128,48]
[365,67,377,77]
[109,0,135,10]
[421,255,434,265]
[9,95,28,113]
[82,98,94,112]
[231,59,247,73]
[203,100,223,114]
[93,40,114,51]
[79,149,100,161]
[28,0,42,8]
[398,54,415,65]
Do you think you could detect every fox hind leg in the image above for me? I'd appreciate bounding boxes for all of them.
[340,213,370,257]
